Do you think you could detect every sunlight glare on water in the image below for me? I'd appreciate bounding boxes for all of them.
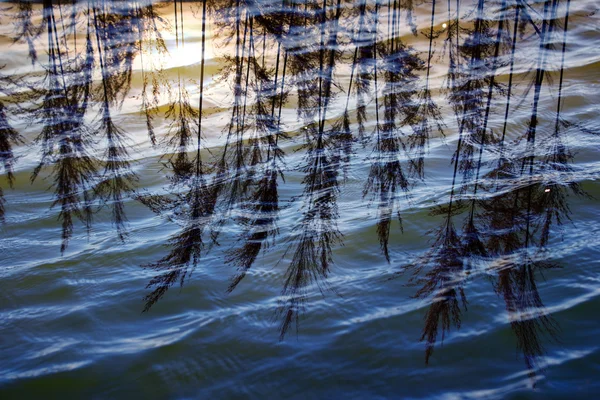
[0,0,599,398]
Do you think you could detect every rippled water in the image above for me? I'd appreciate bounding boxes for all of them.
[1,0,599,398]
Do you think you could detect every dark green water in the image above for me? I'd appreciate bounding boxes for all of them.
[1,0,599,398]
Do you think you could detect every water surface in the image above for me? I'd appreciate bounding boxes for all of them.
[1,0,600,398]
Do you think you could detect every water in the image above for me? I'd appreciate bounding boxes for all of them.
[1,0,599,398]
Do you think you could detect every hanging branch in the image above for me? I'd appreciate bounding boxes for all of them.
[30,0,96,253]
[141,0,216,311]
[278,0,344,339]
[92,0,138,241]
[0,100,22,223]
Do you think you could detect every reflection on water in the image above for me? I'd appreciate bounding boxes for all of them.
[1,0,599,396]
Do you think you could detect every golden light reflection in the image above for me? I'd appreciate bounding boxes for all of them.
[163,42,206,69]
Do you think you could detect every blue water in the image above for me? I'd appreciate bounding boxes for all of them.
[1,0,600,398]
